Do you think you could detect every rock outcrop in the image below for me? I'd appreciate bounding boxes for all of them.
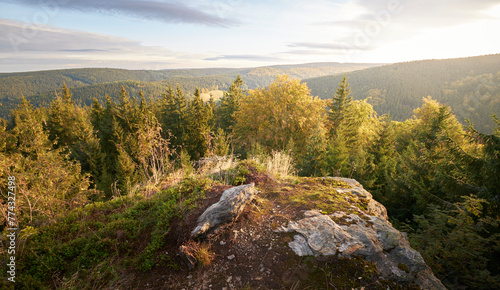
[184,177,444,289]
[278,204,445,289]
[191,183,257,238]
[328,177,389,221]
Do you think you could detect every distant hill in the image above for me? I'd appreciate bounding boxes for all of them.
[304,54,500,133]
[2,55,499,132]
[0,62,382,119]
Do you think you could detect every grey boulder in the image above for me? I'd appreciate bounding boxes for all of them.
[278,209,445,290]
[191,183,257,238]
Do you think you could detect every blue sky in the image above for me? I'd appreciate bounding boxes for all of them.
[0,0,499,72]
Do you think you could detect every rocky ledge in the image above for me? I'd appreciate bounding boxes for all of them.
[276,178,444,289]
[175,176,445,289]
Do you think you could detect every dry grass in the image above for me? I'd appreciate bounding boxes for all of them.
[265,150,295,178]
[250,150,295,179]
[181,240,215,268]
[195,244,215,267]
[195,155,238,177]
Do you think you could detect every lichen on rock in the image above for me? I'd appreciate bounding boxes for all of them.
[326,177,389,221]
[277,195,446,289]
[184,176,444,289]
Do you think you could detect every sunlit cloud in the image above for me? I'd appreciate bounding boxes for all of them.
[204,54,285,62]
[0,0,237,27]
[0,18,187,71]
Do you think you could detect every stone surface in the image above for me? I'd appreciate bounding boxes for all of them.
[278,209,445,290]
[289,234,314,256]
[325,177,389,221]
[191,183,257,238]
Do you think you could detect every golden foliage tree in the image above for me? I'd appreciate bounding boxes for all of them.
[234,75,326,153]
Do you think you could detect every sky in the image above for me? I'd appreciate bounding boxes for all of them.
[0,0,499,72]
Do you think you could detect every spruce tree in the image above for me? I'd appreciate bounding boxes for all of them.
[159,85,176,139]
[328,75,352,137]
[217,75,245,133]
[11,96,51,156]
[47,84,95,156]
[206,94,216,131]
[90,98,103,130]
[139,90,147,113]
[62,81,72,103]
[168,85,188,149]
[186,88,209,160]
[115,145,136,194]
[116,85,134,134]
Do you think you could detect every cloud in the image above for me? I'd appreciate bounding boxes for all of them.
[350,0,498,28]
[288,42,375,51]
[283,49,344,56]
[2,0,237,27]
[0,18,183,71]
[304,0,500,59]
[58,49,110,52]
[204,54,285,62]
[313,0,499,35]
[0,18,153,52]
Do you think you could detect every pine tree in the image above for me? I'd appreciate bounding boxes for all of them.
[364,116,398,199]
[217,75,245,133]
[97,95,117,156]
[139,90,147,113]
[295,127,329,176]
[93,96,119,196]
[328,75,352,137]
[115,145,136,194]
[159,85,176,139]
[163,85,188,149]
[206,94,216,131]
[11,96,51,156]
[186,88,210,160]
[116,85,134,134]
[47,83,95,153]
[456,117,500,199]
[90,98,103,130]
[62,81,72,103]
[211,128,230,156]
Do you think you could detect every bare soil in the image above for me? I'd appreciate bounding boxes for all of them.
[111,173,417,289]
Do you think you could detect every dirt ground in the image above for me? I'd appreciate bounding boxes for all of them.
[111,175,416,290]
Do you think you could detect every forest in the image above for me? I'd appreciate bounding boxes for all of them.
[0,74,499,289]
[0,62,377,120]
[305,54,500,133]
[1,54,498,135]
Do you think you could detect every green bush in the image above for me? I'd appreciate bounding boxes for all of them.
[405,196,500,289]
[0,177,211,288]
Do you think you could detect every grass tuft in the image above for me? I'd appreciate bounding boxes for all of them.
[181,240,215,267]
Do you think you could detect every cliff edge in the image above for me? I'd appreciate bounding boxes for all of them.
[159,176,445,289]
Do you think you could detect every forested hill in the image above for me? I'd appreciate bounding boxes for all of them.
[304,54,500,133]
[0,62,381,119]
[0,67,239,99]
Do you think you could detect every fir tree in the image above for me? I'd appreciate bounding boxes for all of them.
[328,75,352,137]
[206,94,216,131]
[90,98,103,130]
[11,96,51,156]
[115,145,136,195]
[167,85,188,149]
[116,85,134,134]
[62,81,72,103]
[217,75,245,133]
[186,88,210,160]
